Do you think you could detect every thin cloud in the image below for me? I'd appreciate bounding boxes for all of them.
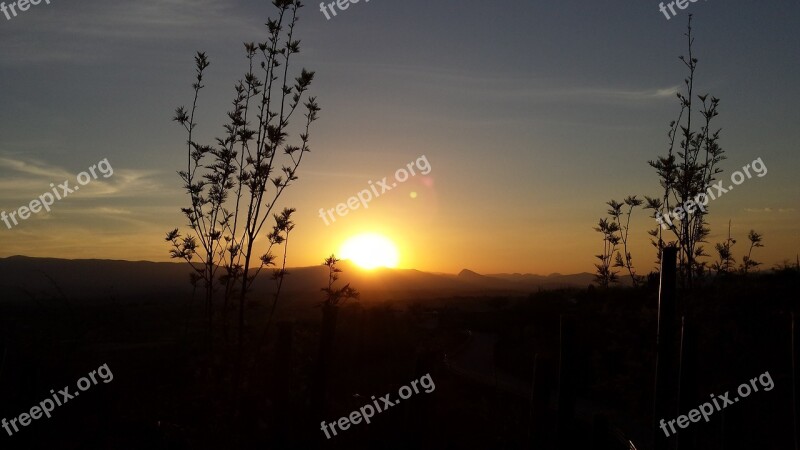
[0,156,167,200]
[0,157,73,179]
[744,207,797,214]
[744,207,774,213]
[562,85,680,101]
[353,63,680,104]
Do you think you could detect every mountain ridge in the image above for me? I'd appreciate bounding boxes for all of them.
[0,256,595,303]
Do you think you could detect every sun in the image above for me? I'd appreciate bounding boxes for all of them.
[339,234,399,270]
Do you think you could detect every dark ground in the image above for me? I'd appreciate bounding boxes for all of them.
[0,268,798,449]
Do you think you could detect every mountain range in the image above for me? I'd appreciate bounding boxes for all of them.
[0,256,595,304]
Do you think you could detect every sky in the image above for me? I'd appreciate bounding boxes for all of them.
[0,0,798,275]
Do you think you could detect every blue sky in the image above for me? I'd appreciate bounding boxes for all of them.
[0,0,798,274]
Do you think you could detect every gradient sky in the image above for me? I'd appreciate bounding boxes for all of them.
[0,0,798,275]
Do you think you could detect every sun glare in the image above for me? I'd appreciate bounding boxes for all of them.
[339,234,399,270]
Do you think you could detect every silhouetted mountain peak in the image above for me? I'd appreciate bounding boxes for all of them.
[458,269,484,279]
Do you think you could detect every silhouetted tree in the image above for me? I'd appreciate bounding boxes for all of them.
[168,0,319,384]
[645,15,724,288]
[166,51,234,344]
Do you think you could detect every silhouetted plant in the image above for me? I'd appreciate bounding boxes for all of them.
[644,196,665,270]
[739,229,764,274]
[594,218,620,288]
[166,51,227,342]
[321,255,360,306]
[313,254,359,417]
[167,0,319,383]
[607,196,644,286]
[711,220,736,275]
[645,15,724,288]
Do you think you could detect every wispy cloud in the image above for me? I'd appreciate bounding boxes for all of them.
[557,85,680,101]
[0,157,72,179]
[744,207,797,214]
[351,62,680,104]
[0,156,167,201]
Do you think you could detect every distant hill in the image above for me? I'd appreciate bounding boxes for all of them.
[0,256,595,304]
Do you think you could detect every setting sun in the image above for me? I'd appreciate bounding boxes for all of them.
[339,234,400,270]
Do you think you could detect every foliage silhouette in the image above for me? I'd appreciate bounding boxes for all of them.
[594,217,620,288]
[644,15,725,288]
[166,0,319,388]
[607,196,644,287]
